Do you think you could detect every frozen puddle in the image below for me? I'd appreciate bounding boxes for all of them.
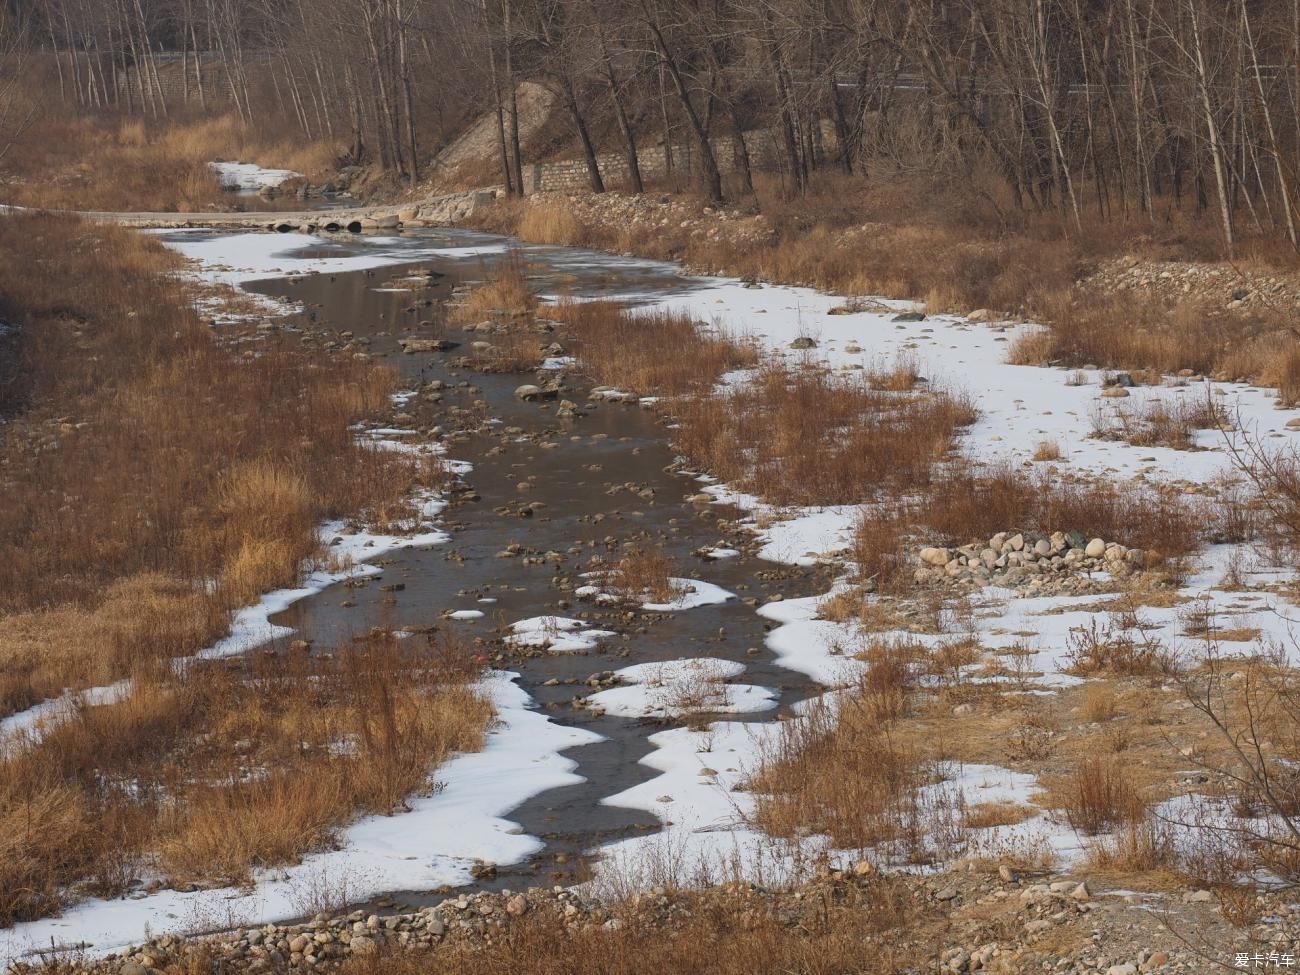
[0,673,602,965]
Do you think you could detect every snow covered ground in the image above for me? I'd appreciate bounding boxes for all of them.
[577,251,1300,886]
[586,658,777,719]
[208,161,302,192]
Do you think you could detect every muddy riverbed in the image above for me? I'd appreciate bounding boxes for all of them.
[233,233,832,902]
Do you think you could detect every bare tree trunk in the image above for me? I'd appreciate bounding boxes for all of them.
[557,75,604,193]
[190,22,206,110]
[483,0,514,193]
[642,7,722,202]
[1187,0,1235,256]
[504,0,524,194]
[1240,0,1297,249]
[397,0,419,187]
[598,26,642,193]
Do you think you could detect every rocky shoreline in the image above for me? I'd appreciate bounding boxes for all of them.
[15,864,1287,975]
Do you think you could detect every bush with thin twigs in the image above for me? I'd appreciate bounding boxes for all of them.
[0,632,489,924]
[1065,616,1175,677]
[610,547,678,606]
[1090,394,1229,450]
[552,298,758,396]
[1058,755,1148,835]
[674,361,976,508]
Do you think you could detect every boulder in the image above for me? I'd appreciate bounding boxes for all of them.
[919,546,952,567]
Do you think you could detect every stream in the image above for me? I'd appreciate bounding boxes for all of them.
[237,230,833,901]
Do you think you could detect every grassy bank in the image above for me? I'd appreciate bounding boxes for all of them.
[0,113,339,211]
[470,179,1300,390]
[0,214,486,922]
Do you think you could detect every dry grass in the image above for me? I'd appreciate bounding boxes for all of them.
[1,111,339,212]
[517,202,587,245]
[611,547,678,606]
[552,299,758,397]
[1009,289,1300,386]
[475,179,1300,395]
[0,214,469,923]
[451,251,537,325]
[1055,756,1148,835]
[867,353,922,392]
[674,361,976,507]
[751,670,934,854]
[1031,439,1063,462]
[0,215,428,716]
[0,632,488,923]
[465,331,546,372]
[1090,394,1229,450]
[852,463,1204,591]
[337,883,919,975]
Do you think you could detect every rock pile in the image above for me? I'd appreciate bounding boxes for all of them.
[46,887,612,975]
[915,531,1146,592]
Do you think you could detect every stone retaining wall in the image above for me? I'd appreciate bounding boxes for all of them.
[523,124,837,193]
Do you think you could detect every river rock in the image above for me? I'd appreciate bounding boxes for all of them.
[920,546,952,567]
[1085,538,1107,558]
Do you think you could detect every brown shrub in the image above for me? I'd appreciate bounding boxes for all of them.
[451,250,537,325]
[0,214,423,713]
[674,362,976,507]
[552,299,758,396]
[1058,756,1147,835]
[852,463,1204,592]
[0,633,489,921]
[610,547,678,605]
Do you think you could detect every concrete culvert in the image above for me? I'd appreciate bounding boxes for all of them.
[274,223,295,234]
[346,221,363,234]
[323,222,342,233]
